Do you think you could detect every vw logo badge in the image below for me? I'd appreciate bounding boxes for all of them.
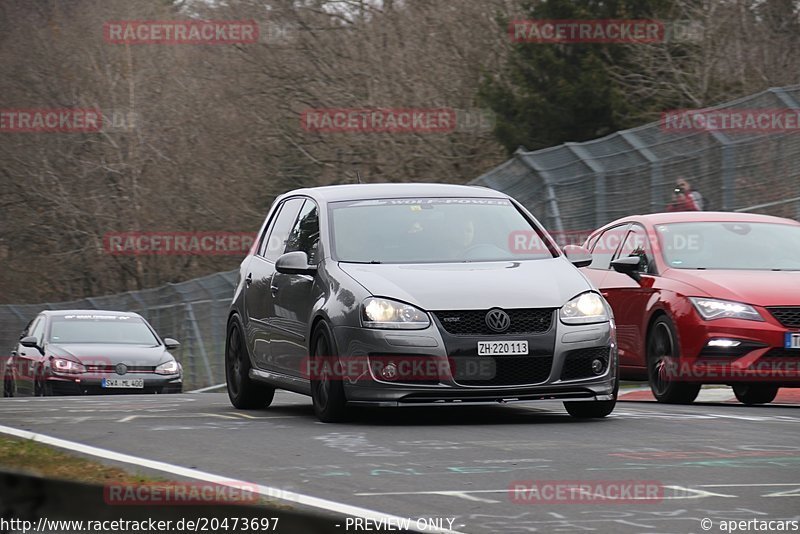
[115,363,128,375]
[485,308,511,333]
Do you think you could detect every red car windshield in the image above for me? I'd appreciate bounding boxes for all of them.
[656,221,800,270]
[49,315,159,345]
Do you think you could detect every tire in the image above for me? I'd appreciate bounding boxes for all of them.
[732,384,778,405]
[564,361,618,419]
[646,316,701,404]
[225,319,275,409]
[309,322,348,423]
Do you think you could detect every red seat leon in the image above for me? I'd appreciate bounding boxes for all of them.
[582,212,800,405]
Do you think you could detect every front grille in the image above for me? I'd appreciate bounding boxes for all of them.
[434,308,554,336]
[560,347,609,381]
[769,307,800,328]
[454,355,553,386]
[85,365,155,373]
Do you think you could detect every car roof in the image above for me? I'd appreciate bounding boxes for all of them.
[601,211,800,229]
[41,309,143,318]
[279,183,508,203]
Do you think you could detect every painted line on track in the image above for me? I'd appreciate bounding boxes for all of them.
[188,383,227,393]
[0,424,463,534]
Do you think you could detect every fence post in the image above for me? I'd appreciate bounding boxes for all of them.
[185,302,214,388]
[708,131,735,210]
[516,152,565,233]
[619,131,662,212]
[565,143,606,228]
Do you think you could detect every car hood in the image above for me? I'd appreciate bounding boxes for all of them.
[339,258,592,310]
[664,269,800,306]
[47,343,171,366]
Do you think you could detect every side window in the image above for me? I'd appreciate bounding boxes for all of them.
[29,318,45,345]
[284,200,320,264]
[261,198,304,262]
[19,319,34,340]
[257,204,283,257]
[588,224,627,270]
[616,225,654,274]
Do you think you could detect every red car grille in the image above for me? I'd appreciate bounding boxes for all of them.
[768,307,800,329]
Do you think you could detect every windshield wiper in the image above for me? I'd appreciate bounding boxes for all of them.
[344,260,383,264]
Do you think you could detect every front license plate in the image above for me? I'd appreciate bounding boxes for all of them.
[785,333,800,349]
[478,341,528,356]
[102,378,144,389]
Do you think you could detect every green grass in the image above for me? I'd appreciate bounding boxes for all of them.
[0,436,160,484]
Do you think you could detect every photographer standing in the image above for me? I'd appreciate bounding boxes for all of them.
[667,177,704,211]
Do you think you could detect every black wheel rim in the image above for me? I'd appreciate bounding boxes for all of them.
[650,322,675,396]
[227,327,242,397]
[314,335,331,410]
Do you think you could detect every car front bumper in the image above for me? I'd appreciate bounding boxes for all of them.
[44,372,183,394]
[333,319,617,406]
[676,307,800,385]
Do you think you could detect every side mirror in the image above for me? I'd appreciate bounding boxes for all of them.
[611,256,642,282]
[163,338,181,350]
[19,336,39,349]
[563,245,593,268]
[275,251,318,276]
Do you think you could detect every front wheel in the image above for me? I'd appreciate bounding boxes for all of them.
[732,384,778,405]
[647,316,701,404]
[225,319,275,409]
[309,322,348,423]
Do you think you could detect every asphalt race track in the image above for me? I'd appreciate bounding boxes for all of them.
[1,390,799,534]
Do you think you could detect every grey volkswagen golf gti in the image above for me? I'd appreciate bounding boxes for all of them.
[225,184,617,422]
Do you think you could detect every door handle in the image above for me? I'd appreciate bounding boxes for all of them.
[270,285,279,295]
[245,273,253,286]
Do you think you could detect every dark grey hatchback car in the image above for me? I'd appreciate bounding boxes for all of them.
[226,184,618,422]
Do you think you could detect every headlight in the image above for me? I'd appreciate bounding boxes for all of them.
[52,357,86,374]
[155,359,180,375]
[362,297,430,329]
[689,298,764,321]
[560,292,609,325]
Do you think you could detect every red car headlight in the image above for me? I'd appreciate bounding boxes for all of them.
[52,357,86,374]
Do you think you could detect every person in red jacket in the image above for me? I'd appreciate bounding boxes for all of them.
[667,177,704,211]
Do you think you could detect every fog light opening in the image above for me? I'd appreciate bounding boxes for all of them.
[591,359,605,375]
[381,362,398,380]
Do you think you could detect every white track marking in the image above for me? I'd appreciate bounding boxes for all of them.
[0,424,462,534]
[188,383,227,393]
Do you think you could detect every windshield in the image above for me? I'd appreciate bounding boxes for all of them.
[48,314,160,345]
[329,197,556,263]
[656,222,800,270]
